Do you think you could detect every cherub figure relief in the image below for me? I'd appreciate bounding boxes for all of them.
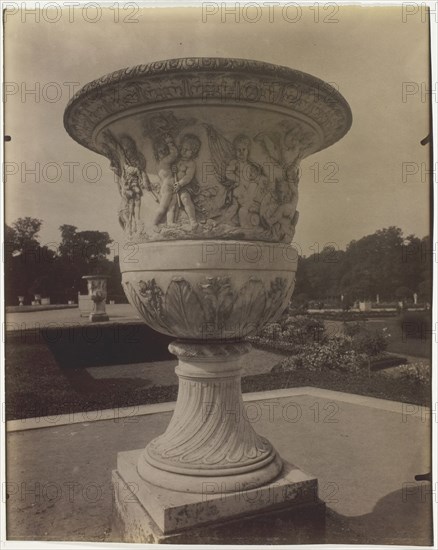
[260,164,299,243]
[204,125,268,229]
[254,122,316,169]
[153,133,202,231]
[100,130,153,235]
[121,164,144,234]
[226,135,268,228]
[153,134,179,229]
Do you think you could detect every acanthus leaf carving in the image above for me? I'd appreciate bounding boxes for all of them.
[164,278,204,336]
[197,276,235,330]
[126,274,289,339]
[233,278,267,331]
[124,278,170,334]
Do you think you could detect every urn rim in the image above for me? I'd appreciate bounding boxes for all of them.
[63,56,352,155]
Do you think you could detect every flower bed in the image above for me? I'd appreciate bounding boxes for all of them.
[251,314,397,374]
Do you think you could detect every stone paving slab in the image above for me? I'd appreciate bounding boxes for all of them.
[5,304,140,331]
[5,388,432,545]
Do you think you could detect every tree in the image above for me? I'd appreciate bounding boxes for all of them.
[29,275,51,297]
[58,225,112,265]
[8,217,43,252]
[106,255,126,303]
[294,226,430,303]
[4,218,56,305]
[4,224,17,253]
[418,279,432,302]
[5,219,116,305]
[58,224,78,258]
[395,286,413,300]
[55,225,114,299]
[294,247,345,299]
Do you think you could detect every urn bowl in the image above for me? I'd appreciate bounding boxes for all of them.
[64,57,352,339]
[120,239,298,339]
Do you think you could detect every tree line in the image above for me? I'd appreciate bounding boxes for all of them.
[5,217,124,305]
[293,226,431,306]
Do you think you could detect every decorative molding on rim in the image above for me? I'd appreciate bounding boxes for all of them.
[64,57,352,154]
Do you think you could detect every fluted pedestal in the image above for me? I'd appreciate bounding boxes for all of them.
[113,340,324,542]
[138,341,282,493]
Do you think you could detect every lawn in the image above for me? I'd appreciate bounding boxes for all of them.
[367,318,431,358]
[5,321,431,421]
[323,316,430,358]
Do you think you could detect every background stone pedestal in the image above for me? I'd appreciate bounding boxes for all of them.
[82,275,109,322]
[89,307,109,323]
[112,450,326,544]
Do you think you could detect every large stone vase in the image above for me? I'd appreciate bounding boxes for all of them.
[64,58,351,499]
[82,275,110,322]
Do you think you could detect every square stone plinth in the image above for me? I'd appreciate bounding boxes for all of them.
[112,449,325,544]
[89,313,109,322]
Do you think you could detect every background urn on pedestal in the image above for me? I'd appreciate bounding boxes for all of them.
[82,275,109,322]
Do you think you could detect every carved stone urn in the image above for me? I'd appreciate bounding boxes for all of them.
[64,58,351,497]
[82,275,109,322]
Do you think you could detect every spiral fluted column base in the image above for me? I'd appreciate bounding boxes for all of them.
[137,340,283,493]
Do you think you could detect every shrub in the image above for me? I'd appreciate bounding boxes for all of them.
[342,321,389,356]
[272,335,367,374]
[258,315,325,346]
[343,320,366,337]
[272,355,302,373]
[379,362,430,385]
[259,322,282,341]
[351,329,389,356]
[402,363,430,384]
[281,315,326,344]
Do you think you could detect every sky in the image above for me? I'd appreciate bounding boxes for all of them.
[4,4,431,256]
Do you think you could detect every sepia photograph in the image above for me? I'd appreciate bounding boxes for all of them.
[2,1,436,547]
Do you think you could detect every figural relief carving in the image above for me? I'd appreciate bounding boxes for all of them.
[99,111,314,244]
